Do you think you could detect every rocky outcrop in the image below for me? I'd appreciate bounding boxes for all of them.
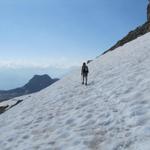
[0,105,9,114]
[103,22,150,54]
[87,60,93,64]
[0,100,23,115]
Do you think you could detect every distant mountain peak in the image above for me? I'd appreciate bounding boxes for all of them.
[33,74,51,79]
[24,74,58,93]
[0,74,59,102]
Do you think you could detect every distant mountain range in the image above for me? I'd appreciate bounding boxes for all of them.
[0,74,59,102]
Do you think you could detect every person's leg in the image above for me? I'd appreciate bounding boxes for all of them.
[85,76,87,85]
[82,75,84,84]
[148,14,150,22]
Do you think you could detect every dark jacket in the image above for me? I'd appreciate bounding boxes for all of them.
[81,65,89,75]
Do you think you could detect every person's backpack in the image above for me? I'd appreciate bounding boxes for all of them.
[83,66,88,73]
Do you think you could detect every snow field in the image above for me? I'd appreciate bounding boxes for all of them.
[0,33,150,150]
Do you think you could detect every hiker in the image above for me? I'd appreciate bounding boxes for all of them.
[147,0,150,21]
[81,62,89,85]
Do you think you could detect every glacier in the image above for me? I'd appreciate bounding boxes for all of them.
[0,32,150,150]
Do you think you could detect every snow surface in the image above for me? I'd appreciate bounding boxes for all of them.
[1,33,150,150]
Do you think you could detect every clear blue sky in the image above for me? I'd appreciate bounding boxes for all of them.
[0,0,148,89]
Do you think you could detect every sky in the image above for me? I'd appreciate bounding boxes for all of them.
[0,0,148,89]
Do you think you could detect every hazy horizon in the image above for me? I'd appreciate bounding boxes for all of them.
[0,0,148,89]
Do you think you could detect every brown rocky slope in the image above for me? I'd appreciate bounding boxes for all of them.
[103,22,150,54]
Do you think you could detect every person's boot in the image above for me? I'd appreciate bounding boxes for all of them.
[82,82,84,85]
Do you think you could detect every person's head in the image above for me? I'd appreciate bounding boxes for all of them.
[83,62,86,66]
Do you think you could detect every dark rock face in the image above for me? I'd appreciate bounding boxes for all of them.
[0,74,59,102]
[0,100,23,115]
[103,2,150,55]
[0,105,9,114]
[87,60,93,64]
[103,22,150,54]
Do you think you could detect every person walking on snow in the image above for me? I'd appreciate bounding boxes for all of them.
[81,62,89,85]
